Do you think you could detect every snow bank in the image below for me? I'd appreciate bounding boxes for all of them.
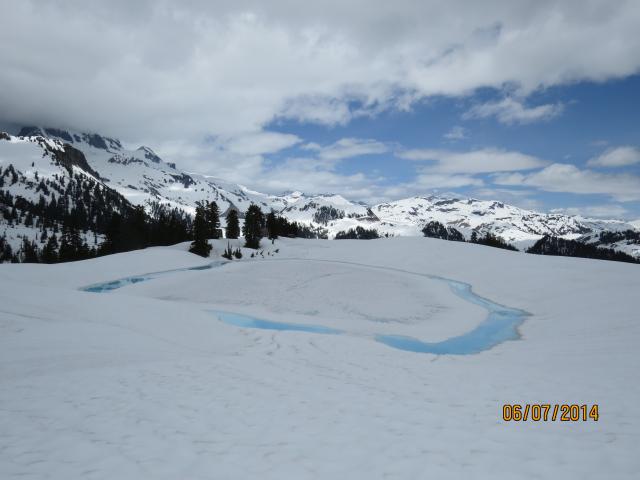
[1,237,638,479]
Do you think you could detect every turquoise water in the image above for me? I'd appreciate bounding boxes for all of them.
[80,260,528,355]
[374,278,528,355]
[213,311,342,335]
[83,275,152,292]
[81,262,220,293]
[215,280,526,354]
[375,302,524,354]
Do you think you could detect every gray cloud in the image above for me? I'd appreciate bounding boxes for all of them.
[1,0,640,148]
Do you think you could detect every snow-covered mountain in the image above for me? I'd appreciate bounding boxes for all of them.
[15,127,289,217]
[2,127,637,255]
[372,196,633,247]
[0,132,121,253]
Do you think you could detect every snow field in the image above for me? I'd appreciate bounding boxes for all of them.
[1,237,638,479]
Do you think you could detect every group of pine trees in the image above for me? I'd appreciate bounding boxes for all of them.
[422,221,640,263]
[265,211,327,239]
[334,226,380,239]
[469,230,519,251]
[421,221,518,251]
[421,221,465,242]
[526,235,639,263]
[313,205,345,225]
[1,159,195,263]
[422,221,518,251]
[189,201,220,257]
[188,202,266,257]
[2,185,330,262]
[1,202,193,264]
[188,203,330,258]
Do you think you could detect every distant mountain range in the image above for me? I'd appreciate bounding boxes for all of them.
[1,126,639,258]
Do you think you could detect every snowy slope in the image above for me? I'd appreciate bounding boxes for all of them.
[0,134,81,203]
[0,134,107,250]
[1,238,638,479]
[17,127,289,216]
[577,230,640,259]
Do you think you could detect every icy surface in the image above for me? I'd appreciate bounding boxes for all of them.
[213,311,343,335]
[1,237,639,479]
[83,257,527,355]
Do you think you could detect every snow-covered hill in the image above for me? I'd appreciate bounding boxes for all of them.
[1,238,638,478]
[2,126,637,254]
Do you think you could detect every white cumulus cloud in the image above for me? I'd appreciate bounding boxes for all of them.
[398,148,547,174]
[587,146,640,167]
[494,163,640,202]
[463,97,563,124]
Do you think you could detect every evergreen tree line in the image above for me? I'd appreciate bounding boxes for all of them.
[526,235,639,264]
[421,220,639,263]
[593,229,640,246]
[422,221,518,251]
[265,211,326,239]
[100,203,192,256]
[421,221,465,242]
[189,203,330,258]
[335,226,381,239]
[1,172,134,234]
[313,205,345,225]
[2,191,332,262]
[1,201,193,264]
[189,202,264,257]
[1,172,192,263]
[469,230,519,251]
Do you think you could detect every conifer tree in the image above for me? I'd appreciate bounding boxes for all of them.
[266,210,278,240]
[59,223,86,262]
[189,203,211,257]
[225,209,240,239]
[20,237,40,263]
[41,234,59,264]
[207,201,221,239]
[243,204,264,249]
[0,236,13,263]
[100,213,122,255]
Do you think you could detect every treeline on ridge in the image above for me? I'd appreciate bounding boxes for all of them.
[421,221,517,251]
[421,220,638,264]
[526,235,639,264]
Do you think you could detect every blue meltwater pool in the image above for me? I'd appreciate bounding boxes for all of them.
[81,261,529,355]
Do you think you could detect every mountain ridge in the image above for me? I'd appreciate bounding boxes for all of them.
[2,126,638,257]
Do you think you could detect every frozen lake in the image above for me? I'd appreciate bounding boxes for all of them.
[82,259,527,355]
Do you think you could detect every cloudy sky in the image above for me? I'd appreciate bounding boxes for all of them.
[1,1,640,219]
